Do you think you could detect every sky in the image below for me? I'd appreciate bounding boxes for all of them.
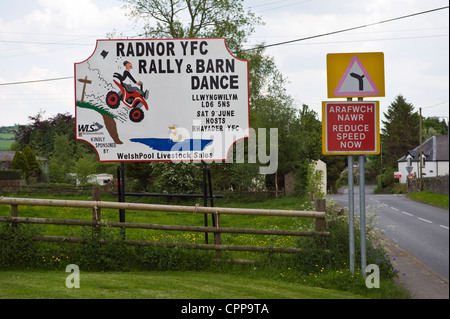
[0,0,448,128]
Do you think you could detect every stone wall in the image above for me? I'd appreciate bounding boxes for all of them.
[407,175,449,194]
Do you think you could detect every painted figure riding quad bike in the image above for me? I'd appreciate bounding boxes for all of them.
[106,72,149,123]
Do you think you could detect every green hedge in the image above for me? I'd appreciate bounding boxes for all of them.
[0,170,21,180]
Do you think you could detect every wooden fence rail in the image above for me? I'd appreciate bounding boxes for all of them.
[0,193,328,255]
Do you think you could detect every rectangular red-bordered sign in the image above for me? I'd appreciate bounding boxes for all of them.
[322,101,380,155]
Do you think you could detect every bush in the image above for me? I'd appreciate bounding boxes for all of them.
[0,223,217,272]
[136,245,215,271]
[72,227,133,271]
[294,215,352,272]
[0,170,21,180]
[10,151,29,179]
[151,162,202,195]
[294,207,399,280]
[0,222,42,269]
[375,167,395,193]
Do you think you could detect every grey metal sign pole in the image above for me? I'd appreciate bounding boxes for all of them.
[347,155,355,274]
[326,53,383,278]
[357,96,367,278]
[359,155,367,278]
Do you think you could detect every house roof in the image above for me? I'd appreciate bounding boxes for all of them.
[0,151,48,162]
[398,135,449,162]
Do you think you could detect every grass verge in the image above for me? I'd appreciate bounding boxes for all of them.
[406,191,449,209]
[0,270,365,299]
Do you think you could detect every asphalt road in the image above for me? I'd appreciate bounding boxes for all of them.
[328,185,449,280]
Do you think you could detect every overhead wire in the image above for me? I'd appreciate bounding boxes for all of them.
[422,100,449,109]
[237,5,449,53]
[0,77,73,86]
[0,5,448,86]
[246,26,449,39]
[241,34,449,48]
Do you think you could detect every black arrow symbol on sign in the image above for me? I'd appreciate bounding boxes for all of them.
[350,72,365,91]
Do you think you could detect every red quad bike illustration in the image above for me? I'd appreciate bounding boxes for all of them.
[106,73,149,122]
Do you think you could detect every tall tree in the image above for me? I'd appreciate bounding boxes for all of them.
[321,155,347,194]
[422,116,448,140]
[13,112,89,160]
[381,94,420,168]
[123,0,261,52]
[48,134,74,183]
[11,150,29,179]
[21,145,42,179]
[290,105,322,195]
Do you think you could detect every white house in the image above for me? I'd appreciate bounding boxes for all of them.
[397,135,449,184]
[88,173,114,186]
[68,173,114,186]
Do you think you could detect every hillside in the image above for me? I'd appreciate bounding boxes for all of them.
[0,125,17,151]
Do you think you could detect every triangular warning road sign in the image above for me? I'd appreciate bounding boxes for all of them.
[334,55,379,97]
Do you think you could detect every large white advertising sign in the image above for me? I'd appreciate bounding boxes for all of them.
[75,38,249,162]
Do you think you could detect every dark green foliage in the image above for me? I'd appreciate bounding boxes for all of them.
[0,170,21,180]
[378,167,395,189]
[322,155,347,194]
[294,214,398,280]
[381,95,420,168]
[0,222,215,272]
[22,145,42,178]
[0,222,42,269]
[10,150,29,178]
[14,112,78,160]
[10,145,43,180]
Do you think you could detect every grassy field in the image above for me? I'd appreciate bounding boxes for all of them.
[0,191,411,299]
[0,139,14,151]
[0,131,15,151]
[0,270,364,299]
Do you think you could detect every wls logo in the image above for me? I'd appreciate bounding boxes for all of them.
[78,122,104,133]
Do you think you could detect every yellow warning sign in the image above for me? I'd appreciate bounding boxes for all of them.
[327,52,385,98]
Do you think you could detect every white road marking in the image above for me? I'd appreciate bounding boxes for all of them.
[401,211,413,216]
[417,217,432,224]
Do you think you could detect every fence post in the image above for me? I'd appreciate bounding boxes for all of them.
[92,186,101,233]
[314,199,326,232]
[11,204,18,218]
[214,212,221,258]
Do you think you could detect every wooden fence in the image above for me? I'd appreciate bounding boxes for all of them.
[0,191,328,255]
